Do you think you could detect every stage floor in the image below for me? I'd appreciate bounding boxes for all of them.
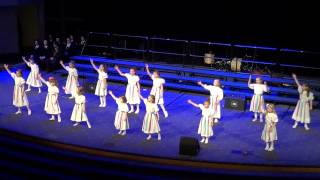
[0,70,320,167]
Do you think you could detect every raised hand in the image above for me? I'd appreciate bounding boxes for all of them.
[197,81,202,85]
[114,65,119,70]
[187,99,192,104]
[4,64,8,69]
[108,90,113,94]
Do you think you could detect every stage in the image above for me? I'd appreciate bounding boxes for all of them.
[0,68,320,173]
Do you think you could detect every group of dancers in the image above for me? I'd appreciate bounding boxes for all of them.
[3,56,314,151]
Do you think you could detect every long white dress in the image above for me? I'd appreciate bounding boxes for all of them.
[64,66,79,96]
[249,84,267,113]
[198,104,214,137]
[142,99,160,134]
[261,113,278,142]
[11,73,29,107]
[124,73,140,104]
[150,75,165,105]
[44,82,61,115]
[203,85,223,119]
[95,70,108,96]
[70,94,88,122]
[26,62,42,87]
[114,98,129,130]
[292,86,314,124]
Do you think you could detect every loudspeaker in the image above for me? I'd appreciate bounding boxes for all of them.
[179,137,200,156]
[225,96,246,111]
[84,82,96,93]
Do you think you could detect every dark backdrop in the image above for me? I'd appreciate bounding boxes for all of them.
[44,0,320,52]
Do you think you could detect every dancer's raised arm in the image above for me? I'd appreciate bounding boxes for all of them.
[145,64,152,78]
[114,65,125,77]
[187,99,200,108]
[59,60,68,71]
[4,64,12,74]
[292,73,301,87]
[90,58,99,72]
[22,56,30,66]
[108,90,118,101]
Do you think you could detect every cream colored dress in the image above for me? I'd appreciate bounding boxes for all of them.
[44,82,61,115]
[292,86,314,124]
[261,113,278,142]
[26,62,42,87]
[198,104,214,137]
[71,94,88,122]
[249,84,267,113]
[150,75,165,105]
[64,66,79,96]
[203,85,223,119]
[142,99,160,134]
[124,73,140,104]
[11,73,29,107]
[114,98,129,130]
[95,70,108,96]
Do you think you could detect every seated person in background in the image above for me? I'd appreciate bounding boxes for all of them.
[33,40,41,63]
[39,40,51,70]
[63,38,75,59]
[47,43,61,72]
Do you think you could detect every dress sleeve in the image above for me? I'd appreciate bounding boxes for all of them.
[10,73,16,80]
[308,92,314,101]
[263,84,268,92]
[248,84,255,90]
[198,104,204,110]
[298,86,303,93]
[124,73,130,79]
[155,104,159,112]
[273,114,279,123]
[203,85,211,91]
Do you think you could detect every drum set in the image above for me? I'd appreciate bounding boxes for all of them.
[203,53,270,74]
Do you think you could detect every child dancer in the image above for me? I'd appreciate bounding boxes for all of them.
[109,90,129,135]
[139,94,161,140]
[145,64,168,118]
[261,104,278,152]
[114,65,140,114]
[292,73,314,130]
[39,74,61,122]
[60,60,79,99]
[198,80,223,123]
[188,99,213,144]
[66,86,91,128]
[4,64,31,115]
[248,75,268,122]
[90,58,108,107]
[22,56,42,93]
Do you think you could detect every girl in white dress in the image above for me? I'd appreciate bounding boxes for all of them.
[248,75,268,122]
[139,94,161,141]
[22,56,42,93]
[4,64,32,115]
[198,79,224,123]
[39,75,61,122]
[115,65,141,114]
[188,99,214,144]
[145,64,168,118]
[60,60,79,99]
[292,74,314,130]
[66,86,91,128]
[109,91,129,135]
[261,104,278,152]
[90,59,108,107]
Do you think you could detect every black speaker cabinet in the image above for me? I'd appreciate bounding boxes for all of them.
[225,96,246,111]
[179,137,200,156]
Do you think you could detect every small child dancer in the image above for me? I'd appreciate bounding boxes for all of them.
[139,94,161,141]
[4,64,31,115]
[248,75,268,122]
[145,64,168,118]
[188,99,213,144]
[109,91,129,135]
[114,65,141,114]
[66,86,91,128]
[198,80,223,123]
[39,74,61,122]
[261,104,278,152]
[90,58,108,107]
[292,73,314,130]
[60,60,79,99]
[22,56,42,93]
